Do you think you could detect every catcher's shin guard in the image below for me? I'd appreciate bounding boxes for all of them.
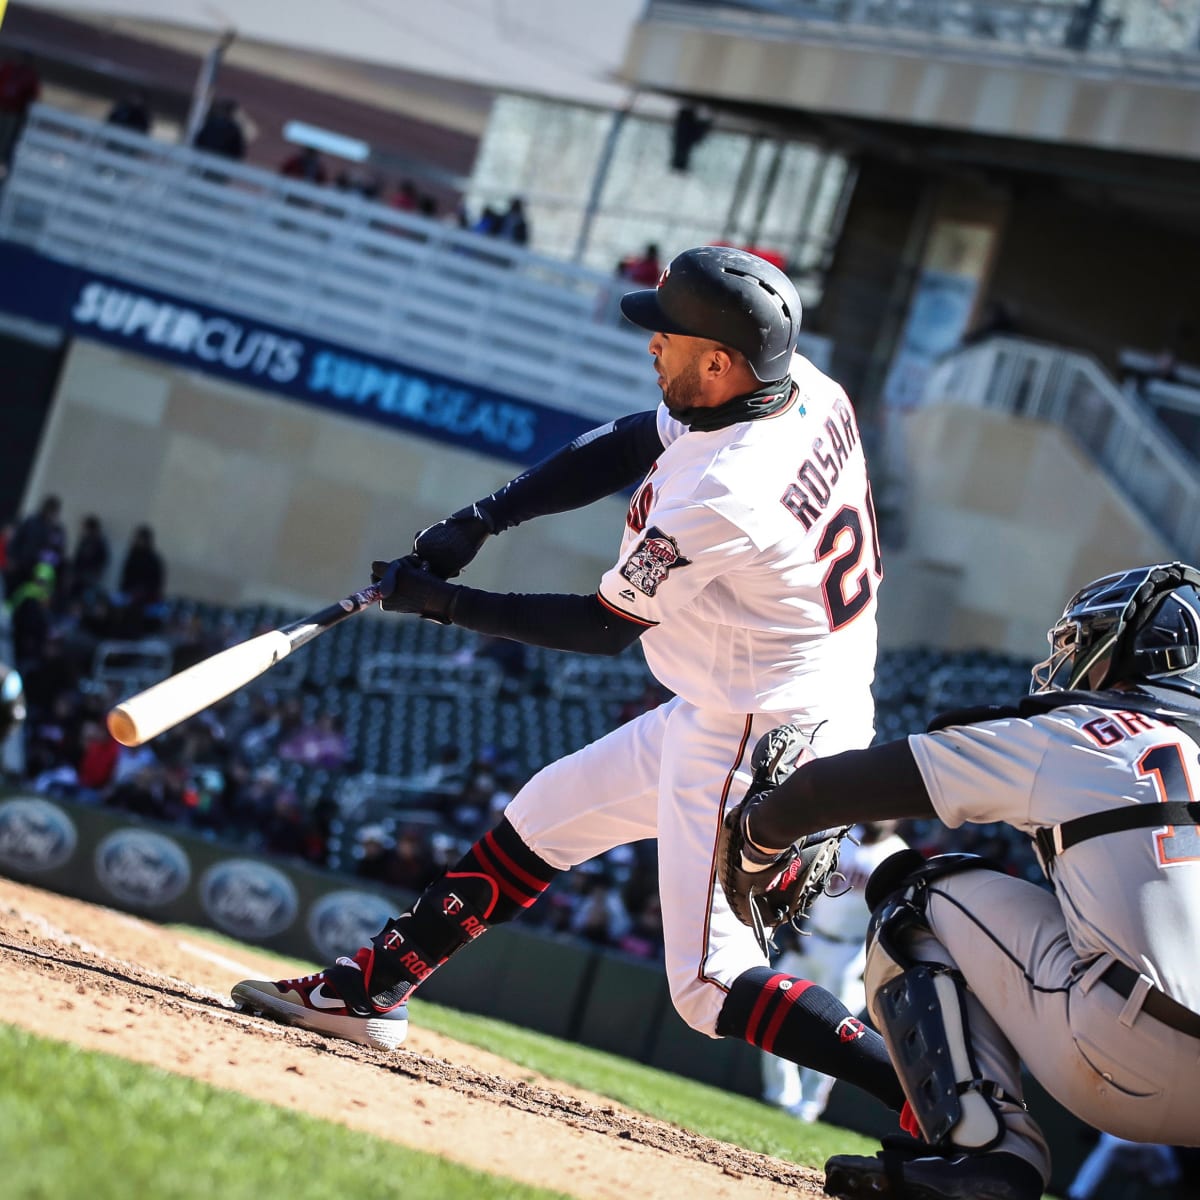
[864,855,1017,1151]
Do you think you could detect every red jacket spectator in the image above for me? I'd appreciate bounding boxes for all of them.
[78,722,120,790]
[0,55,40,116]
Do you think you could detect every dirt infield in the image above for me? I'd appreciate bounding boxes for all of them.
[0,875,827,1199]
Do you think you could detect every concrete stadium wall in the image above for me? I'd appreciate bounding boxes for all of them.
[21,338,629,611]
[877,403,1173,658]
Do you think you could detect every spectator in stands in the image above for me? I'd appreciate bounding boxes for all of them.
[496,196,529,246]
[0,52,40,170]
[618,891,665,960]
[356,825,394,884]
[277,711,350,770]
[7,562,56,678]
[355,825,434,892]
[117,524,166,629]
[567,868,633,948]
[334,169,382,201]
[389,180,419,212]
[961,300,1017,347]
[260,789,322,862]
[76,717,120,800]
[110,737,159,789]
[69,513,111,602]
[279,145,327,185]
[6,494,66,592]
[193,97,246,161]
[167,610,221,673]
[106,90,152,134]
[26,686,83,792]
[617,243,662,286]
[472,204,502,236]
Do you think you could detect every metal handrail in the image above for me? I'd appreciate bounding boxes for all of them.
[923,336,1200,559]
[648,1,1200,73]
[0,106,834,423]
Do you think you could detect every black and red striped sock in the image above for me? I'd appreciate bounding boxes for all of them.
[453,817,560,923]
[363,818,559,1009]
[716,966,905,1111]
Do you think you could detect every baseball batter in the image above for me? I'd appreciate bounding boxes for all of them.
[721,562,1200,1200]
[233,246,904,1115]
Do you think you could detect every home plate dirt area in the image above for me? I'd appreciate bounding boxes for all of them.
[0,876,827,1200]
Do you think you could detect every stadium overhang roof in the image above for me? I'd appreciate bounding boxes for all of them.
[9,0,646,109]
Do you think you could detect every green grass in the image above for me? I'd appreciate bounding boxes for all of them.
[0,1024,568,1200]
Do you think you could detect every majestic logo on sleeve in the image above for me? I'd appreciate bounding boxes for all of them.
[620,526,690,596]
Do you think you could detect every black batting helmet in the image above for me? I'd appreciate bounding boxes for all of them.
[1031,562,1200,702]
[619,246,802,382]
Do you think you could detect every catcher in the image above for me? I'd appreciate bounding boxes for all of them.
[719,562,1200,1200]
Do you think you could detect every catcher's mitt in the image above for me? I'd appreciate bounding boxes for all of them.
[717,725,850,955]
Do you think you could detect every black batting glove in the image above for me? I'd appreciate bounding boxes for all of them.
[371,555,459,623]
[412,503,495,579]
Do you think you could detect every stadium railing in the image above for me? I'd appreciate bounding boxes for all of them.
[650,0,1200,69]
[923,335,1200,561]
[0,105,834,421]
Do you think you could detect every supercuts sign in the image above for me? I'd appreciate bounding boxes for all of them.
[0,242,591,467]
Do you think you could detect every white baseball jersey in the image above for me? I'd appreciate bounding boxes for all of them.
[507,354,884,1037]
[910,704,1200,1010]
[598,354,880,748]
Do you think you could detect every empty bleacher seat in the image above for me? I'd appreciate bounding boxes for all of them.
[334,771,444,825]
[358,652,503,697]
[549,654,653,701]
[92,638,174,694]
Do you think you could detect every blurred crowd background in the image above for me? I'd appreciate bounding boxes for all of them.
[0,492,1045,967]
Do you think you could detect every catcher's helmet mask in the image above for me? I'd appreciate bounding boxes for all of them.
[620,245,802,383]
[1032,561,1200,702]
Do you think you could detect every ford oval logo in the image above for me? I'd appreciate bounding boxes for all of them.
[94,829,191,907]
[0,797,77,873]
[200,859,298,940]
[306,889,395,963]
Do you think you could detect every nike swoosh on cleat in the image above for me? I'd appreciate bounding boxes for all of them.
[307,984,348,1011]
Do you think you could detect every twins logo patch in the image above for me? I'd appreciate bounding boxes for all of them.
[620,526,690,597]
[837,1016,868,1043]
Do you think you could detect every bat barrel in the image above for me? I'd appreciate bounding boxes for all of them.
[104,582,382,747]
[106,629,293,746]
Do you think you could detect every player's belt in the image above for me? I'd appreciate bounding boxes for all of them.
[1100,961,1200,1039]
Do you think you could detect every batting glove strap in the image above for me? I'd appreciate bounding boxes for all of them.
[412,505,493,579]
[371,556,460,624]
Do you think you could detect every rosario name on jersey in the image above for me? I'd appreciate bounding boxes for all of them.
[909,705,1200,1013]
[598,354,882,741]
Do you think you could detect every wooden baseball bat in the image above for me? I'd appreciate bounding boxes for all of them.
[106,583,383,747]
